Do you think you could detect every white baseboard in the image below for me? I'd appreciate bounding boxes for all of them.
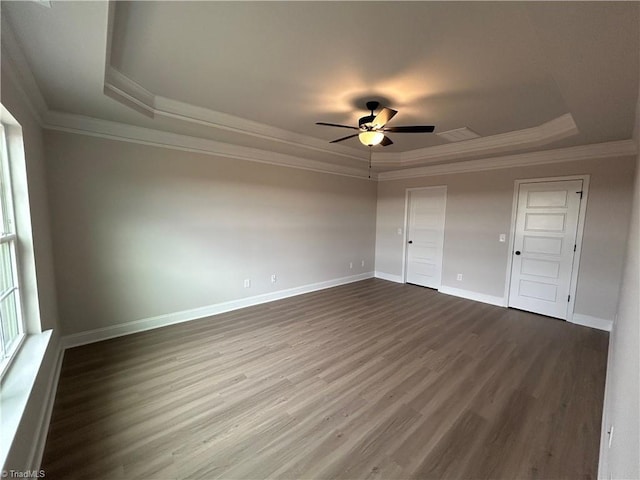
[61,272,374,349]
[374,271,404,283]
[438,285,507,307]
[27,339,64,471]
[570,313,613,332]
[437,287,612,332]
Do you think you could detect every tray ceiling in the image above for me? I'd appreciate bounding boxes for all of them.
[1,1,638,175]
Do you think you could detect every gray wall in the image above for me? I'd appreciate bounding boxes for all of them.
[375,157,636,321]
[44,131,378,335]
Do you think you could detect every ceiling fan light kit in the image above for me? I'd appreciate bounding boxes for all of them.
[359,130,385,146]
[316,100,436,148]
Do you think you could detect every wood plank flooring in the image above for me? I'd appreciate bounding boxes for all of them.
[41,279,608,479]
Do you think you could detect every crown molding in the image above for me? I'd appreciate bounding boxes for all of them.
[372,113,579,167]
[103,66,368,163]
[377,139,637,181]
[43,110,375,180]
[3,4,635,184]
[104,64,584,172]
[103,66,156,118]
[0,27,372,179]
[101,8,584,169]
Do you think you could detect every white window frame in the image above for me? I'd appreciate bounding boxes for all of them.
[0,121,26,378]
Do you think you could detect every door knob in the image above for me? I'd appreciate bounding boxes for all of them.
[408,240,413,244]
[515,250,521,255]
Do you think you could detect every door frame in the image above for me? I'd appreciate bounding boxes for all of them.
[402,185,448,286]
[503,175,590,320]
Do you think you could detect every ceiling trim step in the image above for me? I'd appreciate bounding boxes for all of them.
[377,139,637,181]
[42,110,374,180]
[105,66,583,171]
[103,66,368,164]
[372,114,579,167]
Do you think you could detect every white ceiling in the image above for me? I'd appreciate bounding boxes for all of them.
[1,1,639,174]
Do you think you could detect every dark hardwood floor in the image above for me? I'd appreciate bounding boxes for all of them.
[41,279,608,479]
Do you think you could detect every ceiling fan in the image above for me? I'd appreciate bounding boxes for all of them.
[316,101,435,147]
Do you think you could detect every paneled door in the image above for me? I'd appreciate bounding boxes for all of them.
[508,180,583,319]
[405,186,447,289]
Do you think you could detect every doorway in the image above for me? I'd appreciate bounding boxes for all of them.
[507,177,588,320]
[404,186,447,289]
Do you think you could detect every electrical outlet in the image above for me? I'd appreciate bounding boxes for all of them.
[499,233,506,242]
[361,260,365,267]
[271,274,277,283]
[243,279,251,288]
[397,227,403,235]
[456,273,463,281]
[349,262,353,269]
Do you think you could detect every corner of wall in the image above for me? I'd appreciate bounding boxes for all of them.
[597,75,640,480]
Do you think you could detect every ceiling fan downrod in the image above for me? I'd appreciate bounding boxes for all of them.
[359,101,379,128]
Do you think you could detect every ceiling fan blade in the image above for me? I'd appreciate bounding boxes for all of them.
[316,122,360,130]
[330,133,359,143]
[380,135,393,146]
[372,107,397,128]
[383,125,436,133]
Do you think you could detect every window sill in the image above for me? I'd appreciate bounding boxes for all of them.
[0,330,52,469]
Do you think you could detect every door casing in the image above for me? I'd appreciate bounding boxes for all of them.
[504,175,590,320]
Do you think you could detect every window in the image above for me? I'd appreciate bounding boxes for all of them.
[0,122,25,375]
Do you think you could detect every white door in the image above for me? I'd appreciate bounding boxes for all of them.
[508,180,583,319]
[405,187,447,289]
